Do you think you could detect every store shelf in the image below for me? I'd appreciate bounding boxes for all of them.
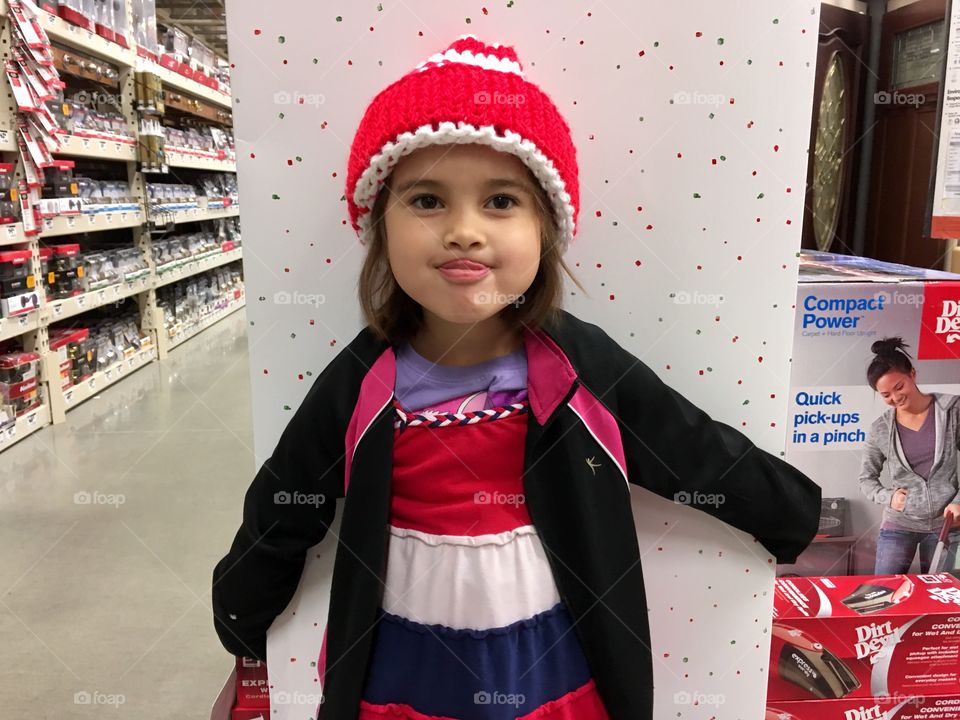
[62,343,157,412]
[155,63,231,109]
[45,275,152,322]
[0,403,51,452]
[149,205,239,225]
[0,309,39,342]
[155,247,242,288]
[166,294,245,352]
[0,222,26,247]
[54,134,138,161]
[39,209,145,237]
[164,147,236,172]
[38,10,136,67]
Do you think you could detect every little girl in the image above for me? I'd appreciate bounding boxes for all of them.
[213,35,822,720]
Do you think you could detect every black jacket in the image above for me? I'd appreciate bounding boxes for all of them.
[212,309,821,719]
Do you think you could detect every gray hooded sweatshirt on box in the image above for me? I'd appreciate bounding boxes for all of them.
[858,392,960,533]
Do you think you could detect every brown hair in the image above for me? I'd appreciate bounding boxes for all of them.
[357,166,587,347]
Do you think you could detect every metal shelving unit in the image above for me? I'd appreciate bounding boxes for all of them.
[0,0,242,449]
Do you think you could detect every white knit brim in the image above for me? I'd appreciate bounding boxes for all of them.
[353,121,575,250]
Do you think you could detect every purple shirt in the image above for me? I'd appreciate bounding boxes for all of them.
[394,341,528,414]
[897,408,936,481]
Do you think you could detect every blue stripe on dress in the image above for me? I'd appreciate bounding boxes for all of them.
[360,603,592,720]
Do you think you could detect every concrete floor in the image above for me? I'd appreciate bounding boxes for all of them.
[0,309,253,718]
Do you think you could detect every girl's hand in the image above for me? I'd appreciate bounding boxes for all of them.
[944,503,960,524]
[891,488,908,512]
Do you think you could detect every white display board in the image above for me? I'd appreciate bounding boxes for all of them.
[222,2,821,718]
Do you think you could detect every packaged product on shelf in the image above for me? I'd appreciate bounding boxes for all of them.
[0,250,39,318]
[111,0,129,48]
[56,0,91,30]
[114,248,149,281]
[131,0,158,61]
[93,0,115,43]
[0,164,20,224]
[48,327,90,388]
[768,574,960,702]
[39,244,83,300]
[0,351,42,419]
[81,251,119,291]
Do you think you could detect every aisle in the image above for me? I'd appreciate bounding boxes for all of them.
[0,309,254,718]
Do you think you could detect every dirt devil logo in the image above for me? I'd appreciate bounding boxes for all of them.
[843,705,883,720]
[854,620,895,664]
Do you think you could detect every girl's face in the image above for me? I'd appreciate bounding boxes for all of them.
[382,143,542,328]
[875,368,918,408]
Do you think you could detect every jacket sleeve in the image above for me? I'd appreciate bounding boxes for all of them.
[858,419,892,508]
[211,351,351,661]
[611,344,821,565]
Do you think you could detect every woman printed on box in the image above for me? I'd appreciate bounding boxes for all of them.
[858,337,960,575]
[213,35,822,720]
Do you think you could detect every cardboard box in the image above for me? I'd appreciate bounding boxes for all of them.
[768,574,960,701]
[767,694,960,719]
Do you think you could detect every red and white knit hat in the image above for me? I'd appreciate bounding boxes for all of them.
[345,35,579,251]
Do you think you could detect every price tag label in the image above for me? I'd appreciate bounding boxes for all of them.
[97,289,106,302]
[26,413,36,426]
[89,214,98,226]
[5,224,16,239]
[88,377,96,390]
[76,295,86,308]
[65,390,74,403]
[66,216,76,228]
[81,138,91,150]
[105,213,113,224]
[114,143,121,153]
[105,369,112,382]
[128,357,135,369]
[43,218,53,230]
[17,315,27,328]
[53,303,63,316]
[117,363,124,374]
[98,141,107,152]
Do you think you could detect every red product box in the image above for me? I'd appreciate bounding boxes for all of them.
[768,574,960,702]
[234,656,268,712]
[766,694,960,719]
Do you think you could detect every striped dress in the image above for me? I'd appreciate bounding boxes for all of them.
[357,391,610,720]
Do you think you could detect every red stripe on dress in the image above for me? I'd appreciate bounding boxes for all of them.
[518,679,610,720]
[358,700,458,719]
[390,410,531,537]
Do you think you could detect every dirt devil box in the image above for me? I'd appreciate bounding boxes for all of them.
[232,656,268,720]
[766,695,960,719]
[768,574,960,702]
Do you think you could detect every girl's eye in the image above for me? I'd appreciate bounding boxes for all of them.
[411,195,441,210]
[488,195,517,211]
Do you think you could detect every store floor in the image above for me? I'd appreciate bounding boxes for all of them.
[1,310,253,718]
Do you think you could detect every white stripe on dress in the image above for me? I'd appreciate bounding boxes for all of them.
[382,524,562,631]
